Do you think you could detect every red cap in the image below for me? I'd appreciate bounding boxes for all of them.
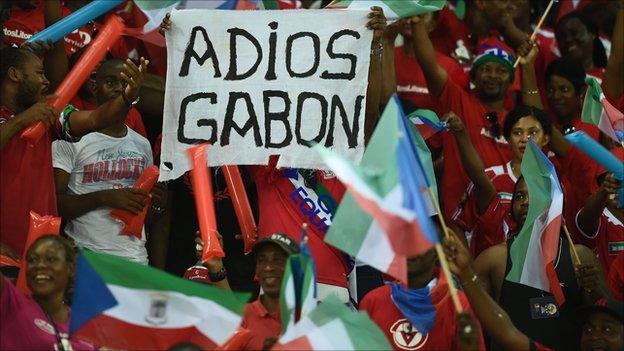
[183,266,211,284]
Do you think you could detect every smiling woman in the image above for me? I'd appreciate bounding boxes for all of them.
[0,235,96,350]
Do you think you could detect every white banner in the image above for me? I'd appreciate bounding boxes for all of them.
[159,9,372,181]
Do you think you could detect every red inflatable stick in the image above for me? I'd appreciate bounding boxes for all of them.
[110,165,159,239]
[217,329,253,351]
[16,211,61,293]
[21,15,125,145]
[222,165,257,254]
[187,144,225,262]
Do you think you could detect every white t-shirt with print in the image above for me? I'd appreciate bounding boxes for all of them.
[52,128,153,263]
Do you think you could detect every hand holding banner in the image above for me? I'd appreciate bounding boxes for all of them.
[21,15,125,144]
[187,144,225,262]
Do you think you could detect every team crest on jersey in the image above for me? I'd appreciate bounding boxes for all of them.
[390,319,428,350]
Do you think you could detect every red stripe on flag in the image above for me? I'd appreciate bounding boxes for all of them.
[603,98,624,130]
[349,190,435,257]
[541,216,562,270]
[75,315,218,350]
[545,262,565,306]
[387,254,408,284]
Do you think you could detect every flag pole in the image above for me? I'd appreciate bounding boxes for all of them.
[435,244,464,312]
[427,187,451,239]
[513,0,555,68]
[426,188,463,312]
[562,224,582,265]
[324,0,339,8]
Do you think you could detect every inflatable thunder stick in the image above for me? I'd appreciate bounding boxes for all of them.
[27,0,123,44]
[21,15,125,144]
[187,144,225,262]
[111,165,160,239]
[16,211,62,293]
[223,165,257,254]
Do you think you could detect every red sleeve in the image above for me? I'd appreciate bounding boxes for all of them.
[607,255,624,300]
[531,340,554,351]
[433,78,471,121]
[473,196,510,256]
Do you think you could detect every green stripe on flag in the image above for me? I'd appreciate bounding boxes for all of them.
[325,97,402,256]
[259,0,281,9]
[383,0,446,18]
[506,143,553,283]
[82,250,249,315]
[581,77,604,126]
[307,297,391,350]
[134,0,179,11]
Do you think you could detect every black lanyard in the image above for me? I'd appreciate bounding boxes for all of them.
[43,310,71,351]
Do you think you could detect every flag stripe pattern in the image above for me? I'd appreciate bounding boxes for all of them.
[70,250,249,350]
[320,94,438,282]
[582,77,624,143]
[506,141,565,305]
[327,0,446,20]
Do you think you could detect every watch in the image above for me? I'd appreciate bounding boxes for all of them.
[208,266,227,282]
[121,90,140,107]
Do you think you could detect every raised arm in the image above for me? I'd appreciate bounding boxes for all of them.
[379,20,401,105]
[603,4,624,100]
[576,173,620,239]
[68,58,149,137]
[443,235,530,351]
[42,0,68,90]
[409,15,447,97]
[446,112,497,214]
[364,7,386,143]
[517,39,543,109]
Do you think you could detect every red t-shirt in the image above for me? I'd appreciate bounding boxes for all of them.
[0,106,76,253]
[607,254,624,300]
[70,97,147,138]
[239,299,281,351]
[249,158,349,288]
[359,279,485,351]
[452,161,517,256]
[575,208,624,275]
[395,48,466,111]
[432,79,512,219]
[2,3,95,56]
[472,194,517,257]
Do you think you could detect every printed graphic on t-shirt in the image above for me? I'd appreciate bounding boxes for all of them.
[81,151,146,185]
[390,319,429,350]
[284,170,336,233]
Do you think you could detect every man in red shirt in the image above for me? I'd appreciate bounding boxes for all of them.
[2,0,94,56]
[0,46,148,256]
[359,247,485,351]
[410,15,515,219]
[575,148,624,276]
[238,233,299,351]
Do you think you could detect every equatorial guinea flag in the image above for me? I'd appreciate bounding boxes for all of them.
[69,250,250,350]
[506,140,565,305]
[280,228,317,337]
[319,94,439,283]
[326,0,446,20]
[582,77,624,143]
[275,296,391,350]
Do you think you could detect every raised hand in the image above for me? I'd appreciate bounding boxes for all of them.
[121,57,149,103]
[517,39,538,66]
[158,13,172,36]
[444,112,466,134]
[21,39,53,56]
[367,6,387,43]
